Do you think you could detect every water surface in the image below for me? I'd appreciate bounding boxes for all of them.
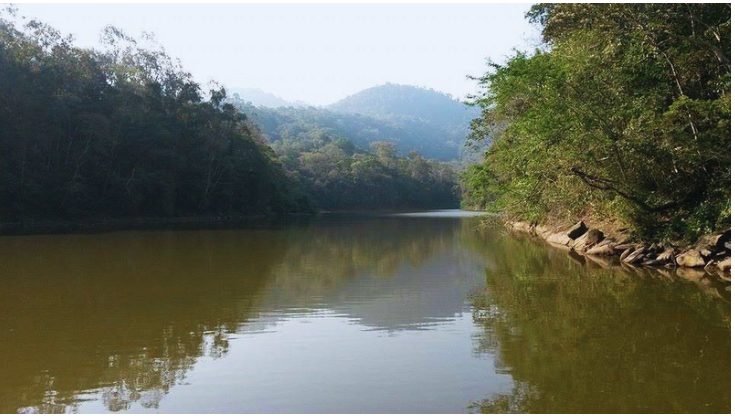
[0,211,729,413]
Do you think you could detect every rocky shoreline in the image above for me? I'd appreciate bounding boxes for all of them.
[507,220,731,282]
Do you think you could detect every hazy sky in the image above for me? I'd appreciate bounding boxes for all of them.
[13,3,537,105]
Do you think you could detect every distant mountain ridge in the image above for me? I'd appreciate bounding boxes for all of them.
[229,84,480,160]
[229,87,307,108]
[328,83,477,129]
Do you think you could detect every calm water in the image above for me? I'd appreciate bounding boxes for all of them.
[0,211,730,413]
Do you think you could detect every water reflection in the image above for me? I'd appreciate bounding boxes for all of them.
[467,229,730,413]
[0,213,729,413]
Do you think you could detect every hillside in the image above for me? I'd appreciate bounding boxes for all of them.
[328,83,477,129]
[230,87,307,108]
[231,84,479,161]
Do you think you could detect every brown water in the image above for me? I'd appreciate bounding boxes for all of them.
[0,211,730,413]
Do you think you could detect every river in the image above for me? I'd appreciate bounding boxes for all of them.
[0,210,729,413]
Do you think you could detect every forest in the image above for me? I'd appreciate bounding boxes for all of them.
[0,10,458,223]
[461,3,731,241]
[233,100,458,210]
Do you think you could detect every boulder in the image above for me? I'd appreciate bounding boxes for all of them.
[623,247,647,264]
[614,243,635,252]
[565,221,588,240]
[676,249,706,268]
[619,247,633,262]
[571,228,605,252]
[699,248,713,260]
[643,248,676,267]
[697,229,731,251]
[546,231,572,247]
[586,243,616,256]
[656,248,676,264]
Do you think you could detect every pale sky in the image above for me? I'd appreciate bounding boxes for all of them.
[13,3,537,105]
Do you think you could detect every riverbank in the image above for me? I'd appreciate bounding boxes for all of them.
[505,219,731,281]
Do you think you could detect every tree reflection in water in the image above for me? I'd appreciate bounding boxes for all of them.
[467,229,730,413]
[0,215,469,413]
[0,216,729,413]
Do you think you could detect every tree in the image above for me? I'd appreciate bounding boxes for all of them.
[462,3,730,240]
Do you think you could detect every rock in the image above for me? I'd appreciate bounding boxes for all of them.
[699,248,713,260]
[697,229,731,251]
[620,247,633,262]
[546,231,573,247]
[565,221,588,240]
[623,247,646,264]
[656,248,676,264]
[643,249,674,267]
[586,243,616,256]
[571,228,605,252]
[614,243,635,252]
[642,258,660,267]
[717,257,731,272]
[715,229,731,250]
[584,229,605,245]
[676,249,706,268]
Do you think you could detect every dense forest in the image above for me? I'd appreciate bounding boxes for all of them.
[233,100,458,210]
[0,11,312,221]
[461,3,731,241]
[0,11,459,223]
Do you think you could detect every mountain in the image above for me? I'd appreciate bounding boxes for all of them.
[230,84,480,161]
[229,87,307,108]
[327,84,480,160]
[328,83,477,128]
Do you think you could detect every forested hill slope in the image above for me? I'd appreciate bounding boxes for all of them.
[230,101,460,210]
[235,104,457,161]
[328,84,480,160]
[231,84,479,161]
[0,15,311,222]
[460,3,730,241]
[328,84,478,129]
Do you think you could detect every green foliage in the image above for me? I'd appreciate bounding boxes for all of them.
[0,12,313,221]
[462,3,731,240]
[228,99,460,210]
[269,128,458,210]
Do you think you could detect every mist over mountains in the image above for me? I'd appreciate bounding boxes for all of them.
[231,84,480,161]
